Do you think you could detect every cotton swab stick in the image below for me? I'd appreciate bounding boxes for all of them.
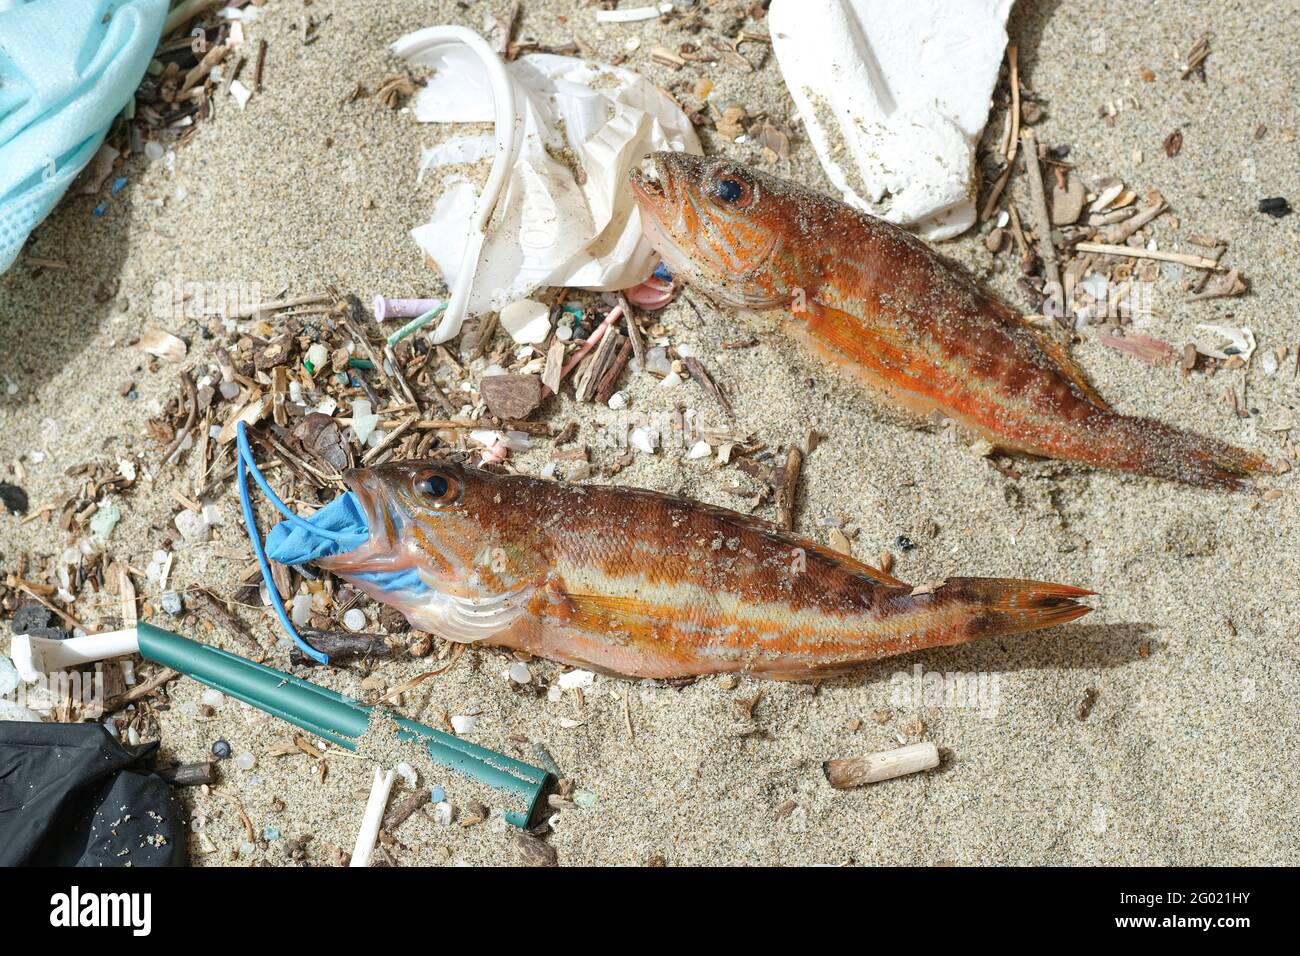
[350,768,396,867]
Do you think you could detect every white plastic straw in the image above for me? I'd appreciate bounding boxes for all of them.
[9,629,140,682]
[389,27,519,346]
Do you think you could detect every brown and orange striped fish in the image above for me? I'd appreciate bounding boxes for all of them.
[316,462,1092,680]
[630,152,1275,490]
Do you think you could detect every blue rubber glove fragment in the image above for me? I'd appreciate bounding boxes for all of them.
[266,491,430,597]
[0,0,167,273]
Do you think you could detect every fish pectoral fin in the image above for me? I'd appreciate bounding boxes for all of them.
[544,591,663,638]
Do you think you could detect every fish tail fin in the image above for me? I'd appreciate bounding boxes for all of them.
[1082,412,1276,491]
[942,577,1095,641]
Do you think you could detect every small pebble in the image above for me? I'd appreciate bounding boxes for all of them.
[174,509,210,544]
[499,298,552,344]
[1258,197,1292,218]
[89,504,122,540]
[291,594,312,627]
[160,589,183,616]
[305,343,329,373]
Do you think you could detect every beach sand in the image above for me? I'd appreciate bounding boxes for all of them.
[1,0,1297,865]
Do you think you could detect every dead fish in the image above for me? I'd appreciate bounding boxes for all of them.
[316,462,1092,680]
[630,152,1276,490]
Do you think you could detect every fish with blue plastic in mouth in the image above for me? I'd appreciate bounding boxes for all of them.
[630,151,1276,490]
[310,461,1092,680]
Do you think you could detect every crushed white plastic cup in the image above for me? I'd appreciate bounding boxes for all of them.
[391,25,701,344]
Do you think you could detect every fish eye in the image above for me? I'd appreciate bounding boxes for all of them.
[415,470,458,506]
[709,168,755,210]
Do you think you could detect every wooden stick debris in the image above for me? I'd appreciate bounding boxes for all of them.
[361,417,415,465]
[616,291,646,370]
[290,630,392,667]
[178,44,227,97]
[157,761,217,787]
[253,38,267,92]
[407,418,552,436]
[775,445,803,531]
[1072,242,1225,270]
[1019,129,1061,294]
[382,787,431,832]
[824,741,940,789]
[559,305,624,384]
[160,370,197,466]
[106,666,181,713]
[683,357,732,416]
[188,588,265,656]
[227,292,331,319]
[595,338,634,404]
[1102,199,1167,244]
[1004,44,1021,166]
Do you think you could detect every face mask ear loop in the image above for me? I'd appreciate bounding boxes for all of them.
[235,421,329,665]
[236,422,346,542]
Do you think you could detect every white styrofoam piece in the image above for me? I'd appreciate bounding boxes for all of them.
[769,0,1013,240]
[393,27,701,344]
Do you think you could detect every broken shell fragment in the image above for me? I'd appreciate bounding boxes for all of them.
[139,327,187,363]
[1196,323,1256,363]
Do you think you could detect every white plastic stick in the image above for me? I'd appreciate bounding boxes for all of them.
[9,629,140,682]
[350,767,396,867]
[389,27,519,345]
[823,741,940,789]
[595,3,671,22]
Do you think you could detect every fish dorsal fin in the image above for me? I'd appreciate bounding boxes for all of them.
[1024,321,1113,412]
[804,541,909,588]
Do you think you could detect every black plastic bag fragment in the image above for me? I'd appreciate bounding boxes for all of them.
[0,721,187,866]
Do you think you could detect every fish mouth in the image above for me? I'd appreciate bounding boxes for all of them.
[341,467,397,555]
[628,153,674,219]
[630,154,696,276]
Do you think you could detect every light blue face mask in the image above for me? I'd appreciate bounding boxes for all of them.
[0,0,167,273]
